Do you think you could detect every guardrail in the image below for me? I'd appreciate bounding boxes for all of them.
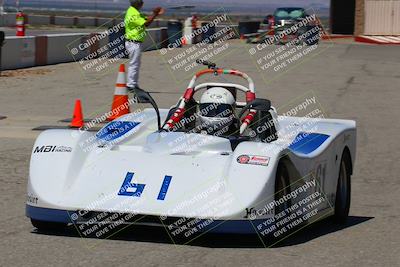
[0,18,241,71]
[0,13,168,28]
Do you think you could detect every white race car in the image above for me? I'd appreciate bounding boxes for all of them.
[26,61,356,239]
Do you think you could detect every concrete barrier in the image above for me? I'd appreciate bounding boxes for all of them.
[2,14,230,36]
[114,18,124,26]
[27,15,50,25]
[0,13,16,27]
[143,27,167,51]
[97,17,116,28]
[95,31,111,58]
[46,33,89,64]
[1,36,36,70]
[228,24,240,38]
[238,21,260,37]
[0,25,227,70]
[77,17,97,27]
[214,24,240,41]
[153,20,169,28]
[35,36,47,66]
[108,26,126,59]
[54,16,76,26]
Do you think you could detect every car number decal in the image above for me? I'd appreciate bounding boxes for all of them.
[157,176,172,200]
[118,172,173,201]
[117,172,146,197]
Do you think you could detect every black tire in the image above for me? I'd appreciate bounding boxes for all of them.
[31,219,68,231]
[333,150,352,223]
[275,161,291,214]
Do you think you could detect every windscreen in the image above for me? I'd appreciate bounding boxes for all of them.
[274,8,305,20]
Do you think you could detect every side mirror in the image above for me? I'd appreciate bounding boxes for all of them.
[131,88,152,104]
[130,88,161,131]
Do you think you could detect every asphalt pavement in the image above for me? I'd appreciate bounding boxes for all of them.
[0,39,399,266]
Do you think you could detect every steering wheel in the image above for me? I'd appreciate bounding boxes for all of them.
[237,99,271,134]
[238,99,271,118]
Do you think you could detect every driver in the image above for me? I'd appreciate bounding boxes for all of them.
[198,87,239,136]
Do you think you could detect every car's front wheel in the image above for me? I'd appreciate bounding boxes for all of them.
[275,160,291,214]
[333,150,352,223]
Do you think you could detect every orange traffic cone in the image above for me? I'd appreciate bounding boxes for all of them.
[70,99,84,128]
[107,64,130,121]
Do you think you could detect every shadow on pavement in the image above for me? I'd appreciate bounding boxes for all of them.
[31,216,373,248]
[272,215,373,247]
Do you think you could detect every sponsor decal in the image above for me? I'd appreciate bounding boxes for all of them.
[237,155,250,164]
[237,155,270,166]
[244,207,256,219]
[244,206,274,219]
[27,194,38,204]
[34,145,72,153]
[54,146,73,152]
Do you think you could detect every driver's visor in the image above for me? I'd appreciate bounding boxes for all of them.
[199,103,234,117]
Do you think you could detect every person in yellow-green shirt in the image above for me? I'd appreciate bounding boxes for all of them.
[125,0,164,89]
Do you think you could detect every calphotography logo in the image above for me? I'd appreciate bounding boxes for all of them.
[66,13,132,77]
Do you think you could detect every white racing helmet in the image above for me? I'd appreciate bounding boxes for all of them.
[198,87,236,132]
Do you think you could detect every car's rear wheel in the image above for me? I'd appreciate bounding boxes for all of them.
[275,160,291,214]
[31,219,68,231]
[333,150,352,223]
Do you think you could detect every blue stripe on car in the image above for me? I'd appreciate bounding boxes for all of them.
[26,205,73,223]
[157,175,172,200]
[289,132,330,154]
[96,121,140,141]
